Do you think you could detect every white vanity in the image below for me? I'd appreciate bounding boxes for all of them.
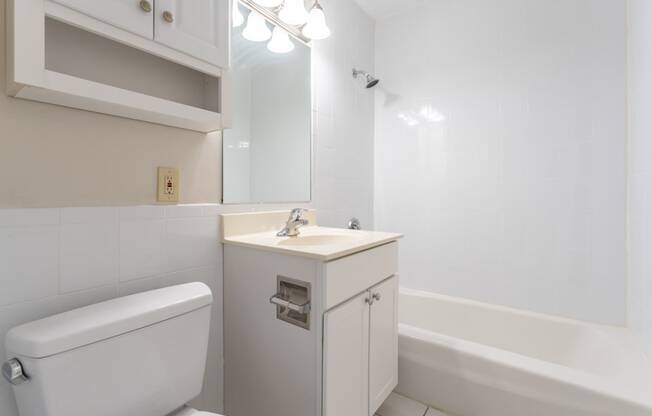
[222,211,402,416]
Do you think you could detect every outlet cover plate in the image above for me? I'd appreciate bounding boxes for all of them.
[157,167,179,203]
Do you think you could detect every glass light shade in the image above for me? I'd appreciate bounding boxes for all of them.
[252,0,283,7]
[267,26,295,53]
[232,0,244,27]
[242,11,271,42]
[278,0,308,25]
[302,6,330,40]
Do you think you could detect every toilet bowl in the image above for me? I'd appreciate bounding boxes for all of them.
[3,283,220,416]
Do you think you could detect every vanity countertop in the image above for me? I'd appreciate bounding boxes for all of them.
[222,225,402,261]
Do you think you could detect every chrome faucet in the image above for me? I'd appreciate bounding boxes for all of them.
[277,208,309,237]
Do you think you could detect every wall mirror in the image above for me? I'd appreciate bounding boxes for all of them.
[223,18,312,204]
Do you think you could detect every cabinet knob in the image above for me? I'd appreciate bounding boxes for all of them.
[163,11,174,23]
[372,293,382,302]
[365,296,374,305]
[139,0,152,13]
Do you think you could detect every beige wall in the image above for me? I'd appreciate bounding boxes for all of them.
[0,0,222,208]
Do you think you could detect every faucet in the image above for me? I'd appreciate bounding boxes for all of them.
[277,208,309,237]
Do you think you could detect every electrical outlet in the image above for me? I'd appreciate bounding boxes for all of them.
[157,167,179,203]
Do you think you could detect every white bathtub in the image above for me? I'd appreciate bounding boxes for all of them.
[397,288,652,416]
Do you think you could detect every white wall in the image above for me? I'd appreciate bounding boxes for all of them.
[312,0,375,229]
[628,0,652,332]
[374,0,628,325]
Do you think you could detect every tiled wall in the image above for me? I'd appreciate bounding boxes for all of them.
[0,205,223,415]
[374,0,628,325]
[628,0,652,333]
[312,0,375,230]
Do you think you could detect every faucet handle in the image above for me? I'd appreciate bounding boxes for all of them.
[289,208,307,221]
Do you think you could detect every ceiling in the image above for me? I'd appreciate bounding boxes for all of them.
[352,0,428,21]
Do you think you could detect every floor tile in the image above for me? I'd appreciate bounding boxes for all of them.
[376,392,428,416]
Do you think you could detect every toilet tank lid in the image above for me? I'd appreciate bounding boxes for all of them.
[5,282,213,359]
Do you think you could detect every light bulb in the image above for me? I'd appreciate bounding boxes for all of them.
[252,0,283,7]
[279,0,308,25]
[267,26,295,53]
[242,11,271,42]
[232,0,244,27]
[302,3,330,40]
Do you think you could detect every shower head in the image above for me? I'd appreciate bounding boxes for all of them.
[352,68,380,89]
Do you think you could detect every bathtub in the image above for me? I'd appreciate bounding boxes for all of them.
[396,288,652,416]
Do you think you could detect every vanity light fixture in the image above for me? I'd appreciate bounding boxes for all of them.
[237,0,331,48]
[268,26,295,53]
[242,11,272,42]
[232,0,245,27]
[251,0,283,7]
[278,0,309,25]
[302,1,330,40]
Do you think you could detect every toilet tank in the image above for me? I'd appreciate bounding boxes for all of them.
[4,283,213,416]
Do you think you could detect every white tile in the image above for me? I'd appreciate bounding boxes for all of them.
[60,222,118,293]
[0,226,59,306]
[119,206,165,222]
[117,275,164,297]
[377,393,428,416]
[0,208,59,227]
[201,204,222,218]
[61,207,118,224]
[159,267,219,290]
[374,0,628,324]
[165,217,219,272]
[119,220,167,281]
[164,205,205,218]
[56,285,117,313]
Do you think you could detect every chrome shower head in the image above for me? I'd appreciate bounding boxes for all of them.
[352,68,380,89]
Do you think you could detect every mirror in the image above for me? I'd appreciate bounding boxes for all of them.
[223,21,312,204]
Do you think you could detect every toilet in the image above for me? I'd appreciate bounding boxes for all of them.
[3,282,221,416]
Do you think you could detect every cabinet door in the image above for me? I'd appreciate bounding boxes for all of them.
[52,0,154,38]
[155,0,229,67]
[369,276,399,415]
[323,292,370,416]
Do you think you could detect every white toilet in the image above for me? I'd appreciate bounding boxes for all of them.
[3,282,221,416]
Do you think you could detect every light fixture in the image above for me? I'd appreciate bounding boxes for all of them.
[232,0,245,27]
[242,11,271,42]
[268,26,295,53]
[251,0,283,7]
[302,1,331,40]
[279,0,308,25]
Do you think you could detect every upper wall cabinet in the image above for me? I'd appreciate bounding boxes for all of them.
[155,0,229,67]
[51,0,154,38]
[6,0,231,132]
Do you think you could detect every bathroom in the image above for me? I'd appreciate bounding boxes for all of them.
[0,0,650,415]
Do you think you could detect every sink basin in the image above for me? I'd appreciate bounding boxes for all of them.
[221,212,402,260]
[277,234,361,247]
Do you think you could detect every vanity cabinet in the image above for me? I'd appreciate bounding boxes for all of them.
[324,276,398,416]
[51,0,154,38]
[7,0,231,131]
[50,0,228,66]
[155,0,229,67]
[223,221,400,416]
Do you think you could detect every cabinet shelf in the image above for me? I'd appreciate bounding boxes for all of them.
[7,0,231,132]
